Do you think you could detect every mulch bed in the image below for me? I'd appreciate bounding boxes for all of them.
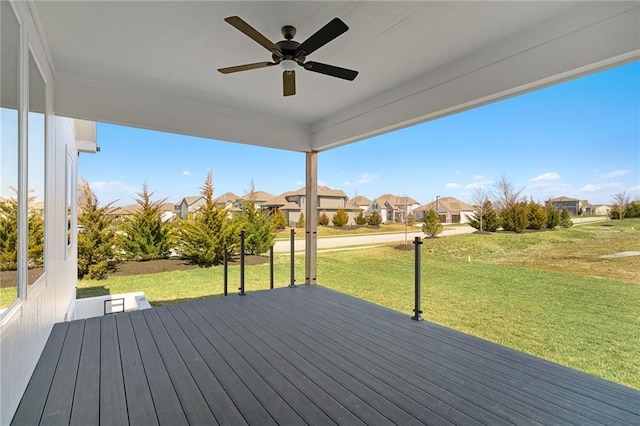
[111,255,270,277]
[0,267,44,288]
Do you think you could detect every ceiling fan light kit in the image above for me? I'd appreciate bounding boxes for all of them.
[218,16,358,96]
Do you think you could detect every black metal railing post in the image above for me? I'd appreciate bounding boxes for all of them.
[223,248,228,296]
[239,230,246,296]
[411,236,424,321]
[270,245,274,289]
[289,228,296,288]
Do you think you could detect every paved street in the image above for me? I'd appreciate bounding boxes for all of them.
[273,216,608,253]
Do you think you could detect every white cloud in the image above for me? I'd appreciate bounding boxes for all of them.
[599,169,630,179]
[89,181,138,204]
[319,180,327,187]
[445,182,461,189]
[357,172,379,184]
[578,182,623,193]
[464,182,483,190]
[182,170,192,176]
[473,175,485,180]
[529,172,561,182]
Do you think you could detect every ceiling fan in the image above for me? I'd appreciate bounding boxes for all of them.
[218,16,358,96]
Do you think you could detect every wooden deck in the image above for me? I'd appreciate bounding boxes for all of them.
[13,285,640,425]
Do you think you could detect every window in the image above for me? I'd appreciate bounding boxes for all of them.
[27,50,46,286]
[65,150,74,249]
[0,1,20,309]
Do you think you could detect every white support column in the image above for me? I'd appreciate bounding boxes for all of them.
[305,151,318,285]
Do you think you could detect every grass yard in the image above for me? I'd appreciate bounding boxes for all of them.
[77,218,640,389]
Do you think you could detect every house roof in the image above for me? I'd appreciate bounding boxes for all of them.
[374,194,420,210]
[181,196,205,206]
[349,195,372,206]
[214,192,240,203]
[550,196,580,202]
[106,204,141,216]
[32,2,636,153]
[262,194,288,207]
[240,191,275,203]
[290,186,348,198]
[415,197,475,213]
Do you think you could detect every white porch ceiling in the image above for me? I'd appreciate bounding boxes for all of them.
[33,1,640,152]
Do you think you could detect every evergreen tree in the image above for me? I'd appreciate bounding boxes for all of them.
[0,190,44,271]
[544,201,560,229]
[367,211,382,226]
[173,172,239,266]
[559,208,573,228]
[318,211,330,226]
[121,183,170,260]
[332,208,349,227]
[241,199,274,255]
[0,195,18,270]
[354,209,367,225]
[468,200,500,232]
[77,183,120,279]
[271,209,287,230]
[526,200,548,230]
[625,200,640,218]
[422,208,443,237]
[501,201,529,233]
[296,212,305,228]
[406,212,416,226]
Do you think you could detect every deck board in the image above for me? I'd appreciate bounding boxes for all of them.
[70,317,100,426]
[12,285,640,425]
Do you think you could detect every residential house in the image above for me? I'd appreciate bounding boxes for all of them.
[414,197,475,224]
[369,194,420,223]
[175,195,206,220]
[263,186,360,226]
[583,204,612,216]
[106,204,141,221]
[347,195,372,213]
[213,191,242,217]
[159,202,177,222]
[549,196,581,215]
[240,190,274,207]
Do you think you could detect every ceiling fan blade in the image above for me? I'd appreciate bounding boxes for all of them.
[224,16,282,57]
[296,18,348,56]
[218,62,276,74]
[303,61,358,81]
[283,70,296,96]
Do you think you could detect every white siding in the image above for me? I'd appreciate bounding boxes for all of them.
[0,2,80,423]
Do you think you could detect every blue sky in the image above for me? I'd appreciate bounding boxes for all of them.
[80,61,639,207]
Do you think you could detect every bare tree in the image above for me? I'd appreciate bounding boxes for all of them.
[492,174,524,210]
[611,191,631,219]
[470,186,489,232]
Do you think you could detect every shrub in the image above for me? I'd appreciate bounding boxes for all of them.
[544,201,560,229]
[501,202,529,233]
[332,208,349,227]
[422,209,443,237]
[173,172,240,266]
[367,211,382,226]
[120,183,170,260]
[625,200,640,218]
[318,211,329,226]
[0,192,44,271]
[242,200,274,255]
[527,200,548,230]
[296,212,305,228]
[354,210,367,225]
[468,200,500,232]
[0,196,18,270]
[560,208,573,228]
[77,183,119,279]
[271,209,287,230]
[407,212,416,226]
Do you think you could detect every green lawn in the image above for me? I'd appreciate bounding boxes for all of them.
[78,218,640,389]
